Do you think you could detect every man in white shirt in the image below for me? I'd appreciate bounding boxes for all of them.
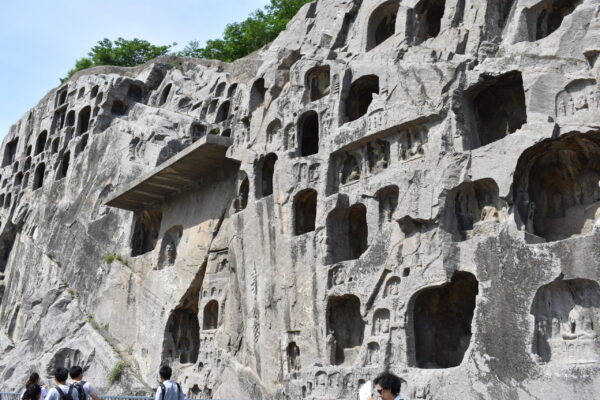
[44,368,79,400]
[368,371,404,400]
[154,366,184,400]
[69,366,100,400]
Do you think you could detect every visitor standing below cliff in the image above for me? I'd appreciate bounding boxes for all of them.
[367,372,404,400]
[69,366,100,400]
[155,366,184,400]
[44,368,79,400]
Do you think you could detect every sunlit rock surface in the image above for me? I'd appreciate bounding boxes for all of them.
[1,0,600,398]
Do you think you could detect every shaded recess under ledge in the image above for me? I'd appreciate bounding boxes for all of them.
[105,135,240,211]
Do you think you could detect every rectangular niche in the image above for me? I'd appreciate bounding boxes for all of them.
[409,271,478,368]
[327,125,428,194]
[464,71,527,149]
[531,279,600,364]
[130,208,163,256]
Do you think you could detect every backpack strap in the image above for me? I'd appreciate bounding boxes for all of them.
[160,384,166,400]
[55,387,65,399]
[67,386,74,400]
[75,381,86,400]
[176,383,181,399]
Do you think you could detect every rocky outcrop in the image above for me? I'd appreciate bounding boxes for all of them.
[1,0,600,398]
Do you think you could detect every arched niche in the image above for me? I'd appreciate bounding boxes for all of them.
[366,1,399,51]
[345,75,379,122]
[513,131,600,242]
[298,111,319,156]
[203,300,219,330]
[326,203,368,264]
[306,66,331,101]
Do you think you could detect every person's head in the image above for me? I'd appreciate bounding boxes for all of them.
[22,384,42,400]
[69,366,84,381]
[373,372,401,400]
[24,373,41,387]
[54,367,69,384]
[158,365,172,382]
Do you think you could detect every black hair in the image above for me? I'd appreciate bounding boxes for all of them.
[69,366,83,380]
[373,371,401,396]
[22,384,41,400]
[54,367,69,383]
[24,373,40,388]
[159,365,172,380]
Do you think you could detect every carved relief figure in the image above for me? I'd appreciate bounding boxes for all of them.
[367,342,380,365]
[367,140,390,173]
[373,309,391,335]
[555,79,599,118]
[532,279,600,364]
[340,153,361,184]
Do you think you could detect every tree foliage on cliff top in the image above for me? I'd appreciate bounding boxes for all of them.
[62,0,312,81]
[177,0,313,62]
[62,38,173,82]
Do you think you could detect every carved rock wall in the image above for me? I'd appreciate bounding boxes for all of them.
[1,0,600,399]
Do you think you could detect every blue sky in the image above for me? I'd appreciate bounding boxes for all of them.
[0,0,270,140]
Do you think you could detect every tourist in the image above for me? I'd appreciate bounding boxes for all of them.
[44,368,79,400]
[368,371,404,400]
[22,373,48,399]
[155,366,184,400]
[21,384,42,400]
[69,366,100,400]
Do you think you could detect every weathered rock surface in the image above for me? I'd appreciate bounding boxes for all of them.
[1,0,600,398]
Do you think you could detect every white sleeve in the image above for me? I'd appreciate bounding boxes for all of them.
[85,383,96,396]
[44,389,55,400]
[154,387,161,400]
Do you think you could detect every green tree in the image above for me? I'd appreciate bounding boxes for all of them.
[179,0,313,62]
[62,38,173,82]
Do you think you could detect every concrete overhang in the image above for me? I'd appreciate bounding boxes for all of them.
[105,135,240,211]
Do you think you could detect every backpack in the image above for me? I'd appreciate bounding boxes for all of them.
[54,386,74,400]
[72,382,87,400]
[160,382,182,400]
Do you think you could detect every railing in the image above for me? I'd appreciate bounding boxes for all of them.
[0,394,228,400]
[0,393,20,400]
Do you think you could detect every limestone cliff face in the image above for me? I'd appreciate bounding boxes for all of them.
[1,0,600,398]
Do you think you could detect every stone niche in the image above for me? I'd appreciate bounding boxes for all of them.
[46,348,90,375]
[411,0,447,45]
[376,185,399,226]
[555,79,599,122]
[326,202,368,264]
[298,111,320,156]
[256,153,278,198]
[531,279,600,364]
[409,271,478,368]
[156,225,183,270]
[344,75,380,123]
[449,178,502,241]
[366,1,399,51]
[514,131,600,242]
[163,307,200,364]
[327,294,365,366]
[526,0,582,42]
[464,71,527,148]
[328,124,428,194]
[234,175,249,213]
[130,208,163,256]
[294,189,317,235]
[306,66,331,101]
[203,300,219,330]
